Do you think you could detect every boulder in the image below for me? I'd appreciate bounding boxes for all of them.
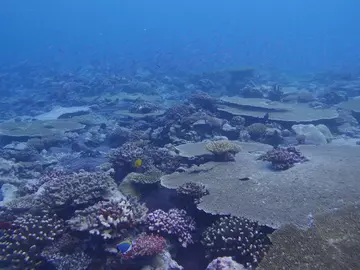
[292,124,331,145]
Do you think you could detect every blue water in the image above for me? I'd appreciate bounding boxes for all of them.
[1,0,360,75]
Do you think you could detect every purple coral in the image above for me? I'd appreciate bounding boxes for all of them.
[146,208,196,247]
[258,146,308,170]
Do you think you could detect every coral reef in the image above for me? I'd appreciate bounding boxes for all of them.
[129,100,160,114]
[38,171,118,207]
[2,55,360,270]
[124,168,163,185]
[146,209,196,247]
[0,210,64,269]
[121,234,167,260]
[188,90,217,111]
[176,182,209,203]
[258,146,308,170]
[67,198,148,239]
[246,123,267,140]
[258,204,360,269]
[43,251,91,270]
[109,141,152,174]
[202,216,270,268]
[206,256,246,270]
[205,140,241,161]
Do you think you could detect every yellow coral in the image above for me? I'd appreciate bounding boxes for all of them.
[124,169,163,185]
[205,140,241,155]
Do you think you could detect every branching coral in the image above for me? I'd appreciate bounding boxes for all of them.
[176,182,209,203]
[202,216,270,268]
[0,210,64,269]
[121,234,167,260]
[146,209,196,247]
[258,146,308,170]
[67,198,148,240]
[38,171,118,207]
[43,251,91,270]
[20,170,66,195]
[205,140,241,161]
[41,233,91,269]
[109,142,154,175]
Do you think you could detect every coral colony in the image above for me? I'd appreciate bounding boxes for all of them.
[0,61,359,270]
[146,209,196,248]
[258,146,308,170]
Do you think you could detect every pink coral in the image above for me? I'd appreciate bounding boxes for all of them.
[121,234,167,260]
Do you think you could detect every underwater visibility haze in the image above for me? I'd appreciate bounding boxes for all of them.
[0,1,360,269]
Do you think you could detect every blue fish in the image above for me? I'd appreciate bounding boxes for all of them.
[116,240,133,254]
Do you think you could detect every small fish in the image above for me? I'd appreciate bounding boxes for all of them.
[116,240,133,254]
[134,159,142,168]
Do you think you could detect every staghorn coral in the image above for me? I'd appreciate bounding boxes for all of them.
[205,140,241,161]
[121,234,167,260]
[176,182,209,203]
[146,208,196,247]
[258,146,308,170]
[202,216,270,268]
[38,170,118,207]
[67,198,148,239]
[0,210,64,269]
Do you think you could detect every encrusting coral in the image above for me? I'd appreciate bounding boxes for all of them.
[146,208,196,247]
[202,216,270,268]
[205,140,241,161]
[0,210,64,269]
[67,198,148,239]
